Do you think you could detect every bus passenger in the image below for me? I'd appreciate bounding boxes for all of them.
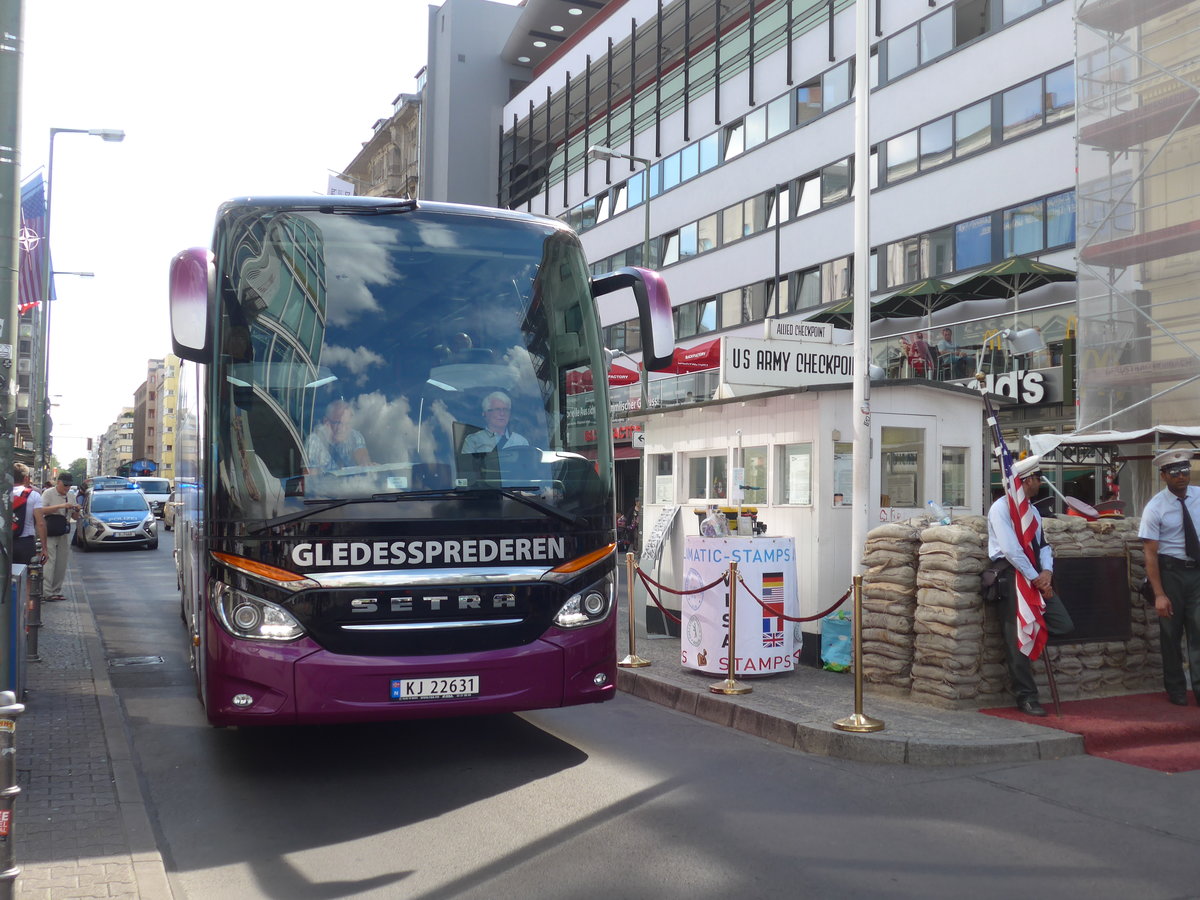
[461,391,529,453]
[303,400,373,474]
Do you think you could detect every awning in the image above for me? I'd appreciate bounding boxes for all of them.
[657,338,722,374]
[566,363,642,395]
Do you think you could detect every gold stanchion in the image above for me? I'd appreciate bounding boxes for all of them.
[618,551,650,668]
[834,574,885,732]
[711,561,751,695]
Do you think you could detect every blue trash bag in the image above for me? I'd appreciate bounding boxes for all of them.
[821,611,852,672]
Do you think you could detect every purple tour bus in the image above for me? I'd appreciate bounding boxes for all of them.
[168,197,673,726]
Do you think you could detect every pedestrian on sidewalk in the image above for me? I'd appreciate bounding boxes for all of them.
[11,462,46,566]
[1138,448,1200,707]
[37,473,79,601]
[986,455,1074,717]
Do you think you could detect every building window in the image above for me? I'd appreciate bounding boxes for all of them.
[921,6,954,63]
[775,443,813,505]
[955,0,993,47]
[795,77,822,124]
[741,446,768,506]
[823,60,851,111]
[881,426,924,509]
[821,159,851,206]
[1003,0,1042,24]
[1003,201,1044,257]
[688,453,728,501]
[724,119,745,160]
[886,131,919,182]
[955,99,993,157]
[650,453,673,504]
[887,24,919,81]
[1002,78,1043,140]
[921,228,955,278]
[942,447,969,508]
[1046,190,1075,248]
[1044,64,1074,124]
[955,214,993,270]
[920,115,953,171]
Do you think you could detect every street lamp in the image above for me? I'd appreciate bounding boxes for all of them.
[588,145,653,413]
[34,127,125,480]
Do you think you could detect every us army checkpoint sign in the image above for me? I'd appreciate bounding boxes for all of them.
[679,535,800,676]
[722,336,854,389]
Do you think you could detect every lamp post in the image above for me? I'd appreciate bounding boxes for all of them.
[34,127,124,481]
[588,145,653,413]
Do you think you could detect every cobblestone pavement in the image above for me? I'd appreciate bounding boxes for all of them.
[15,567,173,900]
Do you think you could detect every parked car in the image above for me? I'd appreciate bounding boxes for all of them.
[78,484,157,551]
[163,487,176,531]
[129,477,171,518]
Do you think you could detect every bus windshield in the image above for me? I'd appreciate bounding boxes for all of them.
[211,203,610,525]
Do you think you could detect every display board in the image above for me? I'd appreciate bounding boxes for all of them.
[680,536,800,675]
[1048,556,1132,644]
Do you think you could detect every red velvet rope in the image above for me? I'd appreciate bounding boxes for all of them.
[635,568,684,624]
[736,574,852,623]
[629,563,850,627]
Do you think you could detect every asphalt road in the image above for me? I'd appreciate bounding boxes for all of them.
[77,537,1200,900]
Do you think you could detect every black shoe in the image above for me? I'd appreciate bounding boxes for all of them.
[1017,698,1047,717]
[1168,693,1188,706]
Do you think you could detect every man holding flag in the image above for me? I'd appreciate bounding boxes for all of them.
[985,452,1074,716]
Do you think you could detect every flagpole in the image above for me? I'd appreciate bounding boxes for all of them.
[850,0,871,583]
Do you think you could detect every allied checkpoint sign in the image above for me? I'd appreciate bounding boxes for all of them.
[680,536,800,675]
[721,336,855,389]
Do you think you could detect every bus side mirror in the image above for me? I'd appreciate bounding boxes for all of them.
[592,266,675,371]
[169,247,214,362]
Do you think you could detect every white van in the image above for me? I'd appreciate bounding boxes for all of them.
[129,477,172,518]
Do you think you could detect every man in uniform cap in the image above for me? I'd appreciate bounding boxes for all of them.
[1138,448,1200,706]
[986,454,1075,716]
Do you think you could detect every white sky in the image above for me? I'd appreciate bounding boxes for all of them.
[19,0,463,467]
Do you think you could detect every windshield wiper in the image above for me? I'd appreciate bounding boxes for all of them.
[483,487,583,526]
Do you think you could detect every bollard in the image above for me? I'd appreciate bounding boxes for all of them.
[25,548,43,662]
[617,552,650,668]
[711,562,751,695]
[833,575,885,733]
[0,690,24,898]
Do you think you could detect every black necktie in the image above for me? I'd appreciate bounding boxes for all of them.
[1180,496,1200,563]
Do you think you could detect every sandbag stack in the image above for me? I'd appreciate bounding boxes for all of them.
[911,519,991,706]
[859,521,923,690]
[850,513,1162,708]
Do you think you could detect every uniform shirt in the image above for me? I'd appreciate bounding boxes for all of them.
[461,429,529,454]
[1138,484,1200,561]
[13,484,42,539]
[987,494,1052,582]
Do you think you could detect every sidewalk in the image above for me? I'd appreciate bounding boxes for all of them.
[15,568,173,900]
[613,584,1087,766]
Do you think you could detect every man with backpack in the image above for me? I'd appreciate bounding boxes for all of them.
[12,462,47,567]
[38,473,79,601]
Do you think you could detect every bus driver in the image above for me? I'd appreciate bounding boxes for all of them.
[461,391,529,454]
[303,399,373,474]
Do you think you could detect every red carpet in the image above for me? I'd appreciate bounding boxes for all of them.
[981,692,1200,773]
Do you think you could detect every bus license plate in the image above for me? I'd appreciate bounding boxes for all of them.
[390,676,479,701]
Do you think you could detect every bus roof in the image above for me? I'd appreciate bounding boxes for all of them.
[213,197,572,234]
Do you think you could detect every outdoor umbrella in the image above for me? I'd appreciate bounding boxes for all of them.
[944,256,1075,304]
[867,277,957,321]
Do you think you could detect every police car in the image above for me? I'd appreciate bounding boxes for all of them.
[78,483,158,551]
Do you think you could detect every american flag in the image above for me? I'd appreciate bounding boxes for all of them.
[761,572,785,647]
[18,174,54,314]
[982,393,1047,660]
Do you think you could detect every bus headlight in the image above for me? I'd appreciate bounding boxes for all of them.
[213,584,304,641]
[553,577,613,628]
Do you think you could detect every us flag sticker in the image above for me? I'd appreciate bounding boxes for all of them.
[761,572,784,647]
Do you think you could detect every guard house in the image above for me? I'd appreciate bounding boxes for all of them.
[636,331,988,667]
